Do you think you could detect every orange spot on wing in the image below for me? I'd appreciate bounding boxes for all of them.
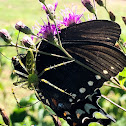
[52,98,58,107]
[73,122,77,126]
[77,113,80,119]
[63,112,67,116]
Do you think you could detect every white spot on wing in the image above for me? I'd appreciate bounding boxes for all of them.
[111,66,114,70]
[77,99,81,102]
[67,116,71,120]
[46,99,50,105]
[95,75,101,80]
[82,117,89,124]
[103,70,108,74]
[88,81,94,86]
[79,87,86,93]
[69,98,73,102]
[72,94,77,98]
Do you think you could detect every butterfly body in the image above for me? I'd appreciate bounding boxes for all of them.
[12,20,126,126]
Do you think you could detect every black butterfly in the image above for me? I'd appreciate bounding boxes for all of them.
[12,20,126,126]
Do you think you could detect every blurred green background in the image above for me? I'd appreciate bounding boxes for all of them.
[0,0,126,126]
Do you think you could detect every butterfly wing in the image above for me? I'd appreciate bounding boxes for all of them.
[62,41,126,80]
[60,20,121,46]
[12,20,125,126]
[37,21,125,125]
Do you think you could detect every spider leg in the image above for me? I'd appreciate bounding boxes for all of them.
[15,31,28,73]
[12,82,41,108]
[13,69,28,78]
[13,80,27,86]
[41,79,73,98]
[12,88,22,108]
[38,60,75,77]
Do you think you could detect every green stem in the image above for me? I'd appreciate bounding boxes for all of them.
[53,19,62,46]
[103,83,121,89]
[94,13,98,20]
[10,42,71,59]
[103,5,109,13]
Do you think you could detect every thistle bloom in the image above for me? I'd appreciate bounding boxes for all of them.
[0,29,12,43]
[37,21,60,42]
[15,21,33,35]
[21,36,35,48]
[61,7,83,27]
[62,12,82,27]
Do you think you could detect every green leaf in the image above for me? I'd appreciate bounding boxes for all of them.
[118,68,126,77]
[0,82,4,90]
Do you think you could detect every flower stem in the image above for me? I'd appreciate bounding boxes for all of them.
[101,95,126,112]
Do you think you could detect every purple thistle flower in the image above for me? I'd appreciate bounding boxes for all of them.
[37,20,61,42]
[61,8,83,27]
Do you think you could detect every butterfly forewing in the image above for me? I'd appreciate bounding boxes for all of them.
[60,20,121,46]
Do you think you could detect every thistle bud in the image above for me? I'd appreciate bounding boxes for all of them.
[21,36,35,48]
[122,17,126,25]
[109,11,116,21]
[42,2,58,20]
[39,0,45,3]
[15,21,33,35]
[81,0,95,14]
[95,0,104,6]
[0,29,12,43]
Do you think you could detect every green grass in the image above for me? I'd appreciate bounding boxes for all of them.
[0,0,126,126]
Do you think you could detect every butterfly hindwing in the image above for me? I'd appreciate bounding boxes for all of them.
[63,41,126,80]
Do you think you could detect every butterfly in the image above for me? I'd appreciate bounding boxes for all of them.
[12,20,126,126]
